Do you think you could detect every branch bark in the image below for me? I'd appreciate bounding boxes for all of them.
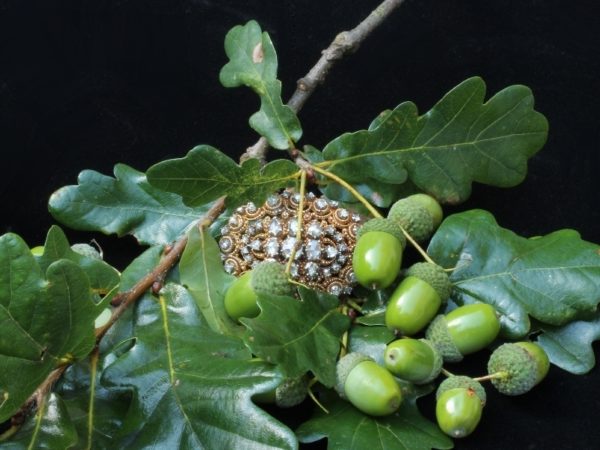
[242,0,406,163]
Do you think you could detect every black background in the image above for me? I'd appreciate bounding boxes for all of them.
[1,1,599,449]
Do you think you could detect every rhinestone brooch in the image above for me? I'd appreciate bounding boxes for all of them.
[218,190,363,295]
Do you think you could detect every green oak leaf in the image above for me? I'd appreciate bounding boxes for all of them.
[219,20,302,149]
[0,393,78,450]
[38,225,120,295]
[179,225,242,336]
[48,163,212,246]
[348,325,395,366]
[101,283,297,449]
[0,233,100,422]
[296,389,452,450]
[319,76,548,205]
[537,311,600,374]
[241,287,351,387]
[428,209,600,339]
[146,145,298,209]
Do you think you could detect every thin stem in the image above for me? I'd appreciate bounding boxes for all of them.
[441,368,455,378]
[285,170,307,274]
[310,164,382,218]
[473,372,509,383]
[241,0,407,162]
[400,227,436,265]
[346,299,364,313]
[307,378,330,414]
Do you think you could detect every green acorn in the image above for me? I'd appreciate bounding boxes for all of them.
[254,375,308,408]
[487,341,550,396]
[436,387,483,438]
[224,261,294,321]
[387,193,443,243]
[335,352,402,416]
[352,218,406,290]
[384,338,442,384]
[436,375,487,406]
[384,262,452,335]
[425,303,501,362]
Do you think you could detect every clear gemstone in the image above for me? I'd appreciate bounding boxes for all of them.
[246,202,257,213]
[265,238,280,257]
[219,238,232,251]
[243,253,254,262]
[325,225,336,236]
[337,254,348,264]
[338,209,349,219]
[247,225,257,235]
[292,193,301,203]
[220,226,229,235]
[338,243,348,253]
[288,219,299,236]
[322,268,331,278]
[307,221,322,238]
[240,246,250,255]
[331,263,341,273]
[290,263,299,278]
[250,239,261,251]
[229,214,241,226]
[224,262,235,273]
[269,218,283,236]
[328,284,342,295]
[346,270,356,283]
[281,237,297,258]
[306,240,321,261]
[307,192,316,199]
[334,232,344,242]
[267,195,280,207]
[250,219,263,230]
[352,213,361,222]
[240,235,249,244]
[328,199,339,207]
[315,198,328,210]
[304,262,319,280]
[325,245,338,259]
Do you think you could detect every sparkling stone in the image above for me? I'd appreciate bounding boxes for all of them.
[331,263,341,274]
[288,219,299,236]
[281,237,297,258]
[306,240,321,261]
[315,198,328,210]
[265,238,280,257]
[240,246,250,255]
[338,209,349,219]
[229,214,241,226]
[307,221,323,238]
[246,202,257,213]
[328,199,339,207]
[250,239,262,251]
[324,225,336,236]
[337,254,348,264]
[290,263,299,278]
[243,253,254,262]
[240,235,249,244]
[304,262,319,280]
[334,232,344,242]
[346,270,356,283]
[219,238,232,251]
[338,243,348,253]
[224,262,235,273]
[250,219,263,230]
[352,213,361,222]
[325,245,338,259]
[322,268,331,278]
[267,195,280,207]
[220,226,229,235]
[307,192,316,199]
[292,193,301,203]
[328,284,342,296]
[235,206,244,213]
[247,225,257,235]
[269,218,283,236]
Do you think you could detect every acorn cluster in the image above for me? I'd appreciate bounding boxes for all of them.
[219,190,551,439]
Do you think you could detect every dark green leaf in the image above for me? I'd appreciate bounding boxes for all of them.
[146,145,298,209]
[348,325,395,366]
[179,226,242,336]
[428,209,600,339]
[242,287,350,387]
[38,225,120,295]
[102,284,297,449]
[537,311,600,374]
[0,393,78,450]
[296,389,452,450]
[320,77,548,205]
[219,20,302,149]
[48,164,210,246]
[0,233,99,422]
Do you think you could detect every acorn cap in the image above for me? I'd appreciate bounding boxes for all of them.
[436,375,487,406]
[425,315,463,363]
[417,338,444,384]
[71,243,102,260]
[387,198,434,243]
[487,343,538,396]
[357,218,406,248]
[275,376,308,408]
[406,262,452,301]
[250,261,295,296]
[335,352,373,399]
